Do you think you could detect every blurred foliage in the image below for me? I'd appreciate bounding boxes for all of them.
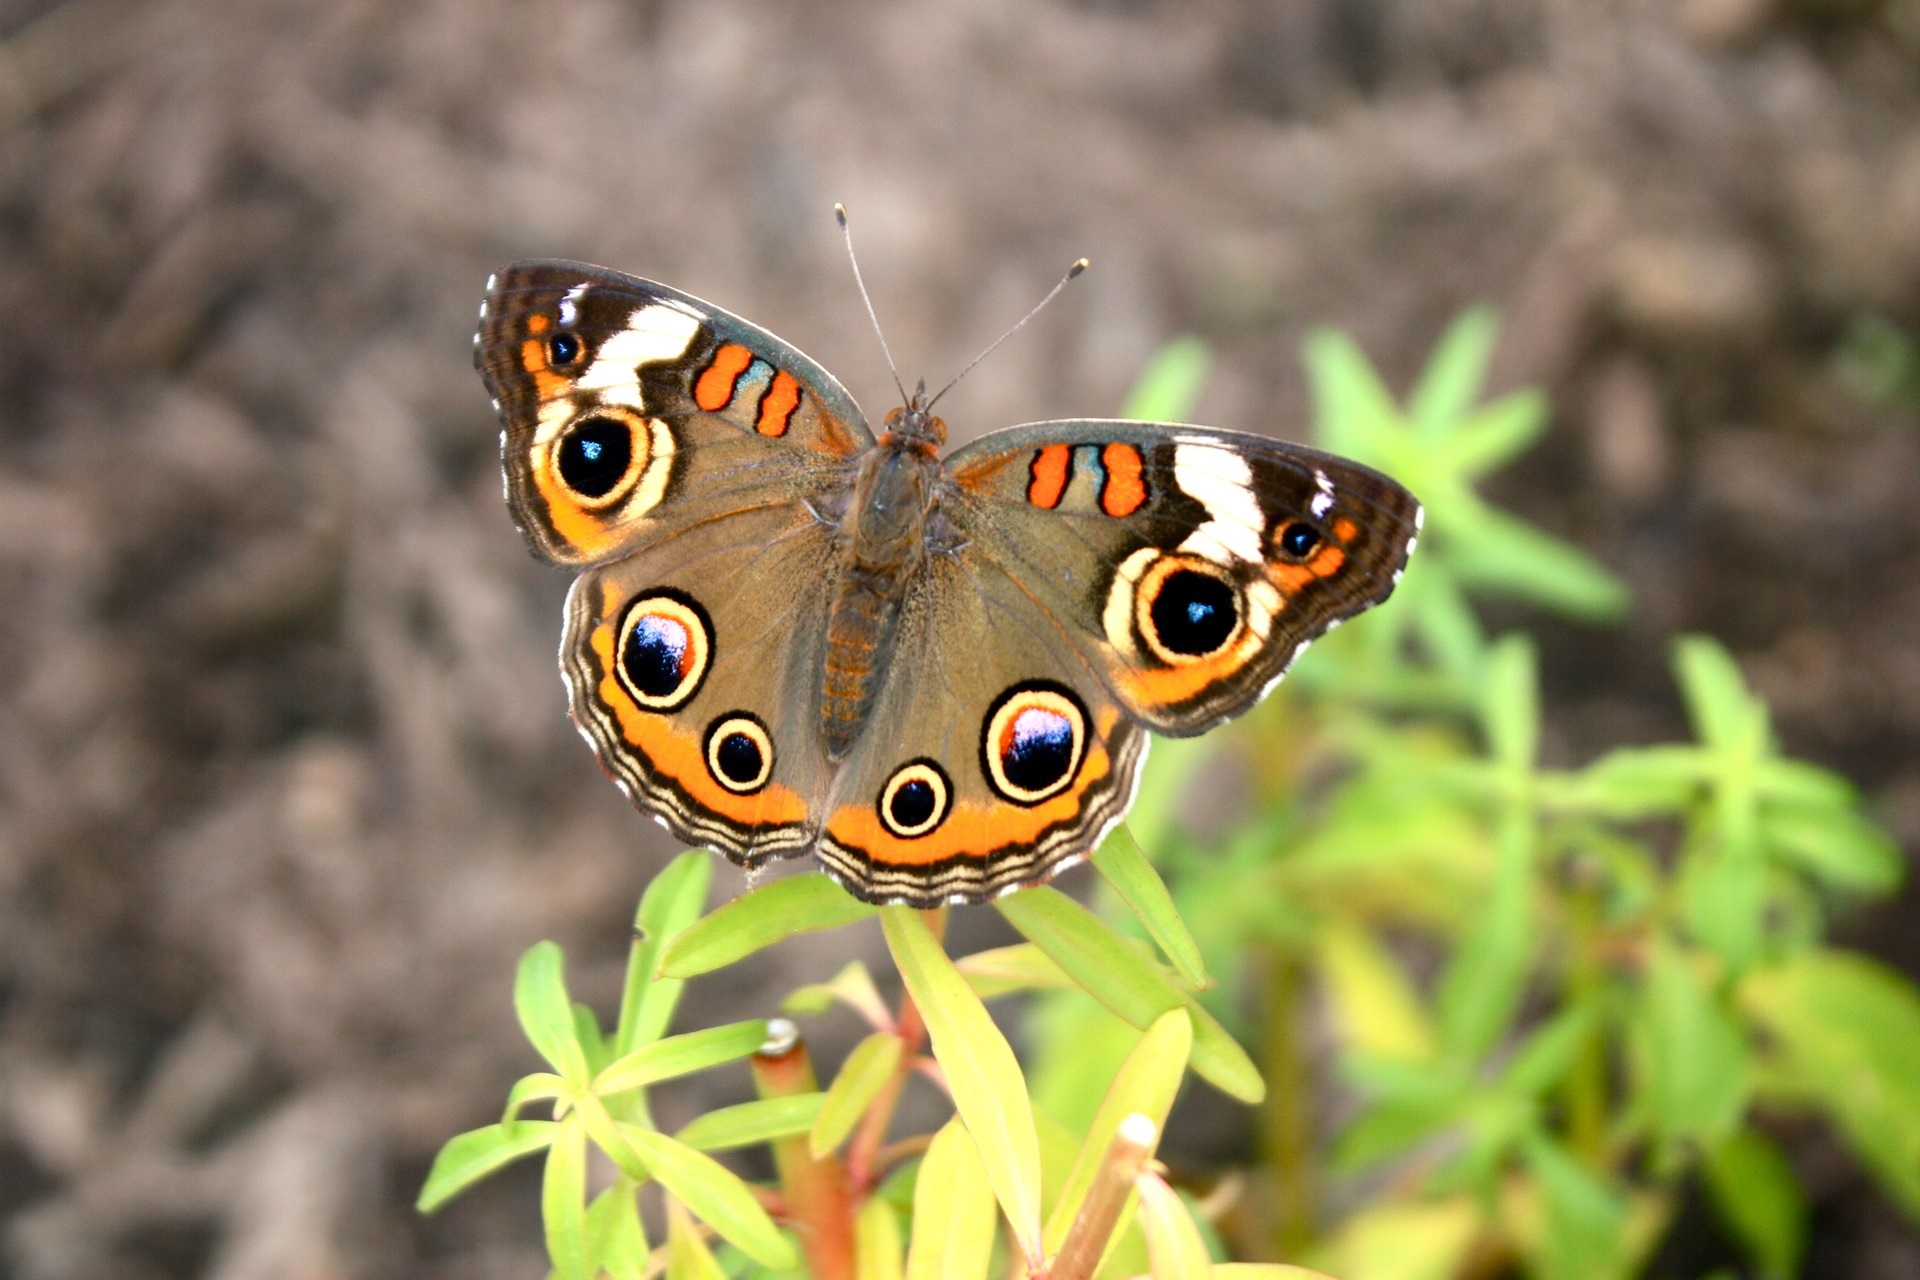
[420,313,1912,1280]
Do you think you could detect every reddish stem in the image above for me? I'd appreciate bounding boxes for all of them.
[752,1022,857,1280]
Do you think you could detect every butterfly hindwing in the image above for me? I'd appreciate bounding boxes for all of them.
[943,420,1421,736]
[477,260,873,566]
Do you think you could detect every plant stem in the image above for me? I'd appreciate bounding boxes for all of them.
[1563,875,1608,1165]
[753,1021,857,1280]
[1049,1114,1159,1280]
[847,981,927,1192]
[1259,942,1316,1259]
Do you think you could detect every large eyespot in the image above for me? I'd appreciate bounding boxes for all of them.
[1136,557,1243,663]
[878,759,952,838]
[615,590,712,712]
[981,683,1088,805]
[548,332,583,367]
[705,714,773,794]
[554,409,645,507]
[1272,519,1323,560]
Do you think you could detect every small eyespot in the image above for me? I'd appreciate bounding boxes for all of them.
[553,411,646,507]
[878,759,952,838]
[1135,557,1243,664]
[1274,519,1323,560]
[705,714,773,794]
[548,332,583,366]
[615,590,712,712]
[982,683,1088,805]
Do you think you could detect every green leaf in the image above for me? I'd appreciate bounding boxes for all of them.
[1703,1130,1806,1279]
[1212,1268,1342,1279]
[812,1032,904,1157]
[595,1020,771,1097]
[621,1125,799,1270]
[1137,1172,1216,1279]
[543,1117,591,1280]
[1044,1009,1193,1255]
[502,1072,567,1125]
[1123,336,1212,422]
[997,888,1262,1103]
[1448,506,1630,621]
[1315,921,1436,1064]
[1301,1197,1480,1280]
[1439,390,1548,477]
[1408,305,1499,440]
[585,1180,649,1280]
[1521,1132,1629,1280]
[906,1117,998,1280]
[1094,826,1210,985]
[1765,804,1904,894]
[1639,942,1751,1153]
[618,851,712,1057]
[1675,637,1766,755]
[1741,950,1920,1217]
[660,874,877,979]
[417,1121,559,1213]
[1435,817,1533,1065]
[516,942,589,1084]
[784,960,892,1024]
[1501,1000,1601,1099]
[667,1197,729,1280]
[1304,328,1405,460]
[1481,634,1539,769]
[882,908,1043,1261]
[956,943,1075,1000]
[676,1094,825,1152]
[1575,745,1704,818]
[855,1197,906,1280]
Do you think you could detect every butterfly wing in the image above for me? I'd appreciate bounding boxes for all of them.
[941,420,1421,736]
[477,260,874,566]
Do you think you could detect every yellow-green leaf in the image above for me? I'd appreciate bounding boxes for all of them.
[1094,826,1209,985]
[594,1020,770,1097]
[856,1196,906,1280]
[516,942,589,1084]
[1316,921,1435,1063]
[1137,1172,1213,1280]
[906,1118,997,1280]
[660,874,876,978]
[813,1032,904,1157]
[621,1126,799,1270]
[676,1094,825,1152]
[543,1116,590,1280]
[883,907,1043,1261]
[417,1121,558,1213]
[667,1197,728,1280]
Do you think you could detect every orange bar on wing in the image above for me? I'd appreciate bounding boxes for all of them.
[695,343,755,412]
[756,370,801,437]
[1027,444,1071,508]
[1100,443,1147,516]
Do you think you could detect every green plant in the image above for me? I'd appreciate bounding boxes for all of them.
[420,313,1916,1280]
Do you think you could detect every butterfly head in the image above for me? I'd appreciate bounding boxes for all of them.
[881,383,947,454]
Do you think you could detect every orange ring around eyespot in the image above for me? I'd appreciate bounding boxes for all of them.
[543,407,649,512]
[1133,554,1244,666]
[982,684,1088,805]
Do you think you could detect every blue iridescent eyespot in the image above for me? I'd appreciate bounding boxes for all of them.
[981,683,1088,805]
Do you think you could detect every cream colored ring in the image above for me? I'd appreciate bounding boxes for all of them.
[614,591,711,712]
[705,715,773,794]
[878,760,952,839]
[981,685,1087,805]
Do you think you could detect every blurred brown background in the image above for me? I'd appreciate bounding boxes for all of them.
[2,0,1918,1276]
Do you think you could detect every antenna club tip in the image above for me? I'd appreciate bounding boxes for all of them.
[1070,258,1090,276]
[834,203,848,226]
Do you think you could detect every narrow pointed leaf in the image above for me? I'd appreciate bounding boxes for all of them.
[906,1118,997,1280]
[1441,389,1548,477]
[1481,635,1539,769]
[516,942,589,1084]
[855,1197,906,1280]
[621,1125,799,1270]
[882,907,1043,1260]
[667,1197,729,1280]
[661,874,876,979]
[1094,826,1209,984]
[1449,507,1629,621]
[1044,1009,1192,1254]
[813,1032,904,1157]
[1212,1268,1343,1279]
[619,851,712,1057]
[956,943,1075,999]
[417,1121,559,1212]
[585,1180,649,1280]
[502,1072,567,1125]
[1123,336,1212,422]
[999,887,1262,1102]
[784,960,893,1026]
[1305,328,1405,459]
[543,1117,591,1280]
[1675,636,1766,754]
[1521,1132,1628,1280]
[1642,942,1750,1151]
[1138,1172,1214,1279]
[1704,1131,1805,1279]
[1408,305,1499,440]
[595,1020,770,1097]
[676,1094,826,1152]
[1316,922,1436,1064]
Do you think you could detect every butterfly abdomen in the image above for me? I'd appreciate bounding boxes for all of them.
[820,443,940,759]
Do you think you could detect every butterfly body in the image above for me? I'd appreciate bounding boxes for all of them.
[478,260,1421,906]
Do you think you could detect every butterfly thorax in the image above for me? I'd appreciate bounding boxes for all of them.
[818,406,948,760]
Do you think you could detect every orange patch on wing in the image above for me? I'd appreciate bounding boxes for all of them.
[1027,445,1071,508]
[1112,628,1267,710]
[695,343,754,412]
[1268,544,1348,594]
[526,313,551,334]
[531,450,623,561]
[588,619,809,826]
[823,714,1119,865]
[1332,517,1359,542]
[519,337,570,403]
[756,370,801,437]
[1100,443,1147,516]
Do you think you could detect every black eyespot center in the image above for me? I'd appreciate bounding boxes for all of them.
[557,416,634,499]
[624,615,690,697]
[878,759,952,837]
[981,684,1088,805]
[705,713,772,793]
[616,591,712,712]
[890,779,935,827]
[1147,568,1239,658]
[549,332,583,366]
[717,732,762,783]
[1278,520,1322,559]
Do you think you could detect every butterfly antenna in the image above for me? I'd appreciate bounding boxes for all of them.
[925,255,1089,412]
[836,203,911,407]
